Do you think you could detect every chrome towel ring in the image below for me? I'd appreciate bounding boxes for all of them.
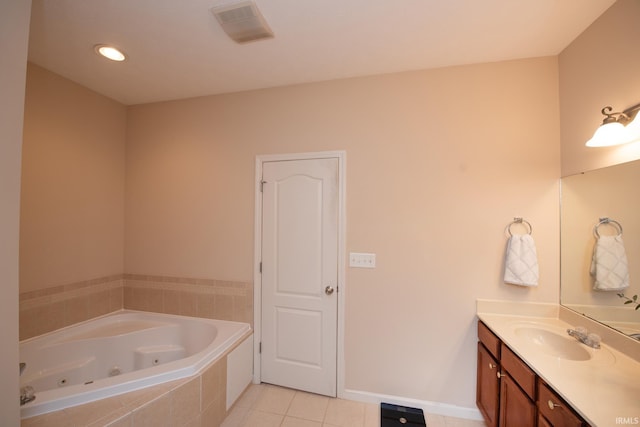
[594,217,623,238]
[508,217,532,236]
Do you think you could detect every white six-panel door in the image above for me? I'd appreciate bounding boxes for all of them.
[260,157,338,397]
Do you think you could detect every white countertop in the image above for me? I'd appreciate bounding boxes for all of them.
[477,308,640,427]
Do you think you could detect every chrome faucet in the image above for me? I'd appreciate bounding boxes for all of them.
[20,386,35,405]
[567,326,601,349]
[19,363,36,405]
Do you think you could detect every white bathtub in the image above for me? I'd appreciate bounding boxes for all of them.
[19,310,252,418]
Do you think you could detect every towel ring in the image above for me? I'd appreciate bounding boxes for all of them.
[594,217,623,238]
[508,217,532,236]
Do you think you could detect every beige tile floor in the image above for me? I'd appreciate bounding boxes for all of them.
[221,384,487,427]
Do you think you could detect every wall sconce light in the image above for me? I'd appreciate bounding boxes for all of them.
[586,102,640,147]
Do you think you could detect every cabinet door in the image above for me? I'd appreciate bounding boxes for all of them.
[499,373,536,427]
[477,342,500,427]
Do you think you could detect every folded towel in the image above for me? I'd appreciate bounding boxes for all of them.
[504,234,539,287]
[590,235,629,291]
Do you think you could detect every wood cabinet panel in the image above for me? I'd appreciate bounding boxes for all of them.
[538,413,554,427]
[499,373,536,427]
[477,342,500,427]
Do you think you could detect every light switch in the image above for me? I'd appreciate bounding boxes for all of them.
[349,252,376,268]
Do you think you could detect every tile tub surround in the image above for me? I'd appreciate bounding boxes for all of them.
[19,274,253,340]
[19,275,124,340]
[21,331,252,427]
[123,274,253,325]
[477,300,640,427]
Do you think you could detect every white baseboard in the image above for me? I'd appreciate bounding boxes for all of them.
[340,388,483,421]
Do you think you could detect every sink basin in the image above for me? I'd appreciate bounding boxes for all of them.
[514,326,592,361]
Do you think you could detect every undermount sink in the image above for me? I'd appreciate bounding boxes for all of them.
[514,326,592,361]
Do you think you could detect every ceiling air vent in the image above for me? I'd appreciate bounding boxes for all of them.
[211,1,274,44]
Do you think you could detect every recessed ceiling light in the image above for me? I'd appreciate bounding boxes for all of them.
[94,44,126,62]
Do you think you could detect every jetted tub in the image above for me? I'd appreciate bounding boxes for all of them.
[19,310,252,418]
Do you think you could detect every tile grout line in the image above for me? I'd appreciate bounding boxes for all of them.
[278,389,296,427]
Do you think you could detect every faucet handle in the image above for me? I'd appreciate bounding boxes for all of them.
[20,385,35,405]
[587,333,601,348]
[575,326,588,336]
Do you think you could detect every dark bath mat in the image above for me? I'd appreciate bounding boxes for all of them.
[380,402,426,426]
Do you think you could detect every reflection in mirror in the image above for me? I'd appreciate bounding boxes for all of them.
[561,159,640,340]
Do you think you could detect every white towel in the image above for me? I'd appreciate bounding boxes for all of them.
[503,234,539,287]
[590,235,629,291]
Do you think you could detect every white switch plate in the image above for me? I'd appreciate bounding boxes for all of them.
[349,252,376,268]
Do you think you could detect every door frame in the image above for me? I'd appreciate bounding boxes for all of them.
[253,150,346,397]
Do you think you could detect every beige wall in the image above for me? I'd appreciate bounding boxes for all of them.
[20,63,126,292]
[559,0,640,176]
[1,0,31,424]
[126,57,561,408]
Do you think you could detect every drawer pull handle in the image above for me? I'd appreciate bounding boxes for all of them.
[489,363,496,370]
[547,400,561,410]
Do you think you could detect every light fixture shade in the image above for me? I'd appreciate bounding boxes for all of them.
[585,122,627,147]
[586,103,640,147]
[624,111,640,144]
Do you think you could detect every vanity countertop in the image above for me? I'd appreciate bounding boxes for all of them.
[477,311,640,427]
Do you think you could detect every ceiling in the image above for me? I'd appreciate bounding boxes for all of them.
[28,0,616,106]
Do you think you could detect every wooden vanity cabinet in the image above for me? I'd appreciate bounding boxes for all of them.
[477,320,590,427]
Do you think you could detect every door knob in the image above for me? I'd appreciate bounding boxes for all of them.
[325,286,335,295]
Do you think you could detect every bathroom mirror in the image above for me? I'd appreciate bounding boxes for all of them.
[560,159,640,339]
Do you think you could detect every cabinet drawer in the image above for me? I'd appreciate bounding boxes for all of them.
[501,343,535,400]
[478,321,501,359]
[537,379,586,427]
